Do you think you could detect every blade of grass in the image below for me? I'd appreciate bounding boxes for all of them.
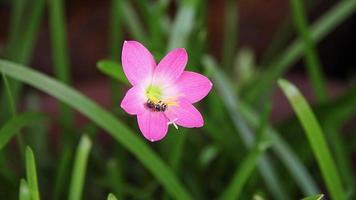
[48,0,73,129]
[6,0,26,56]
[106,159,124,199]
[109,0,123,60]
[19,179,31,200]
[245,0,356,101]
[222,0,238,69]
[68,135,92,200]
[0,59,193,200]
[53,144,73,200]
[107,193,118,200]
[301,194,324,200]
[120,0,147,42]
[203,56,287,200]
[97,60,128,85]
[278,79,345,200]
[204,55,319,195]
[25,146,40,200]
[167,0,198,50]
[1,0,45,123]
[219,103,272,200]
[0,112,45,150]
[289,0,326,102]
[2,71,25,153]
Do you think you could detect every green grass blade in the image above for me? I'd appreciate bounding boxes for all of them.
[245,0,356,101]
[107,193,118,200]
[53,144,73,200]
[68,135,92,200]
[106,159,124,199]
[109,0,123,60]
[219,103,271,200]
[278,79,345,200]
[12,0,45,64]
[301,194,324,200]
[289,0,326,102]
[97,60,129,85]
[222,0,238,69]
[120,0,147,42]
[237,99,320,195]
[167,0,198,49]
[19,179,31,200]
[203,56,287,200]
[0,112,44,150]
[204,56,319,195]
[219,142,270,200]
[48,0,73,129]
[2,71,25,152]
[25,146,40,200]
[0,59,193,200]
[7,0,26,56]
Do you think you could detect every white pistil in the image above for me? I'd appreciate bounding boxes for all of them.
[168,118,179,130]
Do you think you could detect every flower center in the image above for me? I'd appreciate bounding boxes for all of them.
[145,85,167,112]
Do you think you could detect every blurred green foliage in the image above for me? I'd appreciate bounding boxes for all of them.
[0,0,355,199]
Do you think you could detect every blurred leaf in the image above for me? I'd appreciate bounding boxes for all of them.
[53,144,73,200]
[203,56,287,200]
[0,59,193,200]
[0,112,44,150]
[48,0,73,129]
[235,48,256,85]
[301,194,324,200]
[25,146,40,200]
[168,0,198,49]
[278,79,345,200]
[120,0,147,42]
[289,0,326,102]
[19,179,30,200]
[203,55,319,195]
[199,145,219,167]
[107,193,118,200]
[106,159,123,199]
[222,0,238,69]
[97,60,129,85]
[245,0,356,102]
[68,135,92,200]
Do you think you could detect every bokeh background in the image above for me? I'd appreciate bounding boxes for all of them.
[0,0,355,199]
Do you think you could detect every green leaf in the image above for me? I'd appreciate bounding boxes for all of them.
[25,146,40,200]
[278,79,345,200]
[222,0,238,69]
[246,0,356,101]
[107,193,118,200]
[203,56,287,200]
[301,194,324,200]
[68,135,92,200]
[289,0,326,102]
[168,0,198,49]
[97,60,129,85]
[0,112,45,150]
[0,59,193,200]
[19,179,31,200]
[48,0,73,128]
[203,55,319,195]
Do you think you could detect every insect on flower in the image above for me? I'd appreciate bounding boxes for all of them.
[120,40,213,142]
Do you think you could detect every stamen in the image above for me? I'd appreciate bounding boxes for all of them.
[168,118,179,129]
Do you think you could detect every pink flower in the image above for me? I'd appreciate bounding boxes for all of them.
[120,41,213,142]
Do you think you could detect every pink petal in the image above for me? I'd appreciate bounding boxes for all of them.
[122,41,156,85]
[137,110,169,142]
[165,98,204,128]
[153,48,188,86]
[175,71,213,103]
[120,86,146,115]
